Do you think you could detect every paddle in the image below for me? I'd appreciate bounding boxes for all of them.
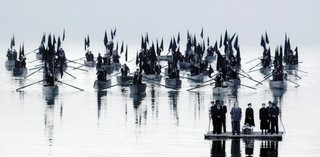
[67,65,88,72]
[239,83,257,90]
[255,73,273,86]
[245,56,262,64]
[25,66,44,79]
[63,70,77,79]
[57,80,84,91]
[105,80,133,89]
[16,79,44,92]
[296,69,308,74]
[286,79,300,87]
[28,59,39,64]
[25,48,39,56]
[186,82,212,91]
[72,64,86,70]
[239,73,262,85]
[249,62,261,71]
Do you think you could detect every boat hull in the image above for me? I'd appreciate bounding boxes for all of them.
[179,62,191,70]
[93,79,111,90]
[226,79,241,87]
[116,75,133,85]
[84,60,96,67]
[269,80,287,89]
[12,68,28,77]
[143,74,162,82]
[165,78,182,88]
[129,83,147,94]
[189,73,205,82]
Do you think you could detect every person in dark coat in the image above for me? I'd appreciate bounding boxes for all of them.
[244,103,255,127]
[213,103,223,134]
[221,101,227,133]
[269,102,280,134]
[230,102,242,135]
[259,103,269,135]
[266,101,273,133]
[210,101,217,134]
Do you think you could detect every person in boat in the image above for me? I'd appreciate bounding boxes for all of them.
[259,103,269,135]
[155,63,161,75]
[230,102,242,135]
[214,74,223,87]
[85,49,92,61]
[12,49,18,61]
[45,71,55,86]
[97,53,102,67]
[56,47,66,66]
[121,64,130,77]
[113,53,120,64]
[6,48,13,60]
[244,103,255,127]
[20,56,26,68]
[133,69,142,85]
[97,67,107,81]
[269,102,280,134]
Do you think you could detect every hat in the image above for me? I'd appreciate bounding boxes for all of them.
[210,101,215,104]
[248,103,252,106]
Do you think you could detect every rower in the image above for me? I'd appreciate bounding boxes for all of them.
[121,64,130,77]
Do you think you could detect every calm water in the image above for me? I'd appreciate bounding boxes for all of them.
[0,45,320,156]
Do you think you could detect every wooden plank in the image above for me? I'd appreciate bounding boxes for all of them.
[204,132,283,140]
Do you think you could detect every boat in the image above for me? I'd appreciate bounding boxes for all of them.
[42,84,59,100]
[205,55,216,62]
[225,79,241,87]
[129,83,147,94]
[259,67,271,75]
[143,74,162,82]
[285,64,298,70]
[269,80,287,89]
[5,60,15,70]
[116,75,133,86]
[93,79,111,90]
[12,67,28,77]
[157,55,172,61]
[179,61,191,70]
[188,73,205,82]
[84,60,96,67]
[204,132,283,140]
[165,78,182,88]
[212,86,229,95]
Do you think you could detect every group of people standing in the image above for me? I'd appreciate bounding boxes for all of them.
[210,100,280,135]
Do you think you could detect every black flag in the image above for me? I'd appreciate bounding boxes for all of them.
[200,27,203,38]
[120,41,124,54]
[41,33,46,44]
[62,29,66,41]
[104,31,108,46]
[260,35,265,48]
[265,31,269,44]
[177,32,180,44]
[125,45,128,62]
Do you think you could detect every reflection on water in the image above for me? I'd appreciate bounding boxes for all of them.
[210,139,279,157]
[211,140,226,157]
[96,90,107,120]
[130,92,146,126]
[168,91,179,126]
[260,140,278,157]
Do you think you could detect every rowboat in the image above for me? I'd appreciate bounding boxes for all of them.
[188,73,205,82]
[205,55,216,62]
[226,79,241,87]
[116,75,133,86]
[93,79,111,90]
[165,78,182,88]
[12,68,28,77]
[179,62,191,70]
[285,64,298,70]
[129,83,147,94]
[212,86,229,95]
[42,84,59,100]
[269,80,287,89]
[84,60,96,67]
[5,60,15,70]
[143,74,162,82]
[157,55,172,61]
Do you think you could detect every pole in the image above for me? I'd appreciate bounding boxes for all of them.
[57,80,84,91]
[16,80,44,92]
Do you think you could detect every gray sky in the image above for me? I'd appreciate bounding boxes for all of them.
[1,0,319,52]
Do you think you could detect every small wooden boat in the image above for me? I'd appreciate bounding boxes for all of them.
[116,75,133,86]
[285,64,298,70]
[143,74,162,82]
[129,83,147,94]
[269,80,287,89]
[225,79,241,87]
[93,79,111,90]
[204,132,283,140]
[179,62,191,70]
[5,60,15,70]
[188,73,205,82]
[42,84,59,101]
[212,86,229,95]
[205,55,216,62]
[12,68,28,77]
[157,55,172,61]
[84,60,96,67]
[165,78,182,88]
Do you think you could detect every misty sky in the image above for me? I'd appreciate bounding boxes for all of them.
[1,0,319,52]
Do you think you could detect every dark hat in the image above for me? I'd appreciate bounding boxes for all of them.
[210,101,215,104]
[272,102,277,106]
[248,103,252,106]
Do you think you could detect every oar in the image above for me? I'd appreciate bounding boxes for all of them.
[25,67,44,79]
[247,68,261,73]
[73,64,86,70]
[286,71,301,79]
[29,65,44,71]
[57,80,84,91]
[239,68,253,79]
[186,82,212,91]
[68,65,88,72]
[239,83,257,90]
[157,82,179,90]
[245,56,262,64]
[66,57,86,63]
[249,62,261,71]
[25,48,39,56]
[63,70,77,79]
[286,79,300,87]
[256,73,273,86]
[28,59,39,63]
[239,73,262,85]
[16,79,44,92]
[296,69,308,74]
[180,75,202,82]
[105,80,133,89]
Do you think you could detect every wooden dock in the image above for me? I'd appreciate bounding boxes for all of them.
[204,132,283,140]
